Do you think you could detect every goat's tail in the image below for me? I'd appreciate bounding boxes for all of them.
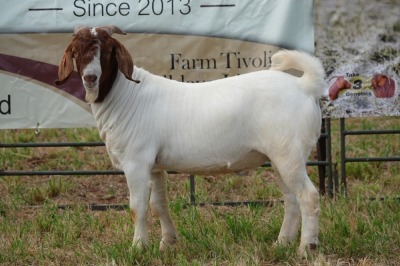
[270,50,326,100]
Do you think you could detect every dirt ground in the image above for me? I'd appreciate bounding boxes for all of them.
[314,0,399,78]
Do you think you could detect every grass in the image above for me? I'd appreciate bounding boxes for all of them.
[1,0,400,263]
[0,117,399,265]
[0,197,399,265]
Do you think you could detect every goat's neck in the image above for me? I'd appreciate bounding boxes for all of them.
[90,70,142,138]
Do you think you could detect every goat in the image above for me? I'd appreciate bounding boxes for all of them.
[56,25,326,255]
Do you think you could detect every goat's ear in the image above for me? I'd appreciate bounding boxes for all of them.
[114,39,140,83]
[55,44,74,85]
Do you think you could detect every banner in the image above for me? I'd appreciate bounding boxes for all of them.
[0,0,314,129]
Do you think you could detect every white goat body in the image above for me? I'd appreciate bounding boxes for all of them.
[93,52,324,175]
[57,26,326,255]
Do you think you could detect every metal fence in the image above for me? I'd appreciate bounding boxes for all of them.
[2,117,399,209]
[339,117,400,195]
[1,119,334,209]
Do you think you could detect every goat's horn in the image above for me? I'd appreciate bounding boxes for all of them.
[100,25,127,36]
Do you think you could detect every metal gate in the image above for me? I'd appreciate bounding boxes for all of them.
[1,119,333,209]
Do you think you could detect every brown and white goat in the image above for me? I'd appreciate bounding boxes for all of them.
[56,25,325,256]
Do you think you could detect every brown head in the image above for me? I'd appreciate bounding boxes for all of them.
[55,25,140,103]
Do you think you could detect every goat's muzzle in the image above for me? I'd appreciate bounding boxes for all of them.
[83,74,98,88]
[84,74,97,83]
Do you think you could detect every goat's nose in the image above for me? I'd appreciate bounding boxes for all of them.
[84,74,97,83]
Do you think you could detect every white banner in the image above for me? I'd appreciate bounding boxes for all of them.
[0,0,314,129]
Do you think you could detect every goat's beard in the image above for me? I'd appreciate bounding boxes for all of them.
[85,88,99,104]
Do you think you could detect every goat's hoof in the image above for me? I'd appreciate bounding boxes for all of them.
[131,239,147,251]
[159,235,178,252]
[309,243,317,251]
[297,243,318,257]
[274,238,291,247]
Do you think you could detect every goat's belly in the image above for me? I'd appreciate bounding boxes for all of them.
[154,150,268,175]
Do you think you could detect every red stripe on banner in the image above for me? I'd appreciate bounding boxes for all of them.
[0,53,85,102]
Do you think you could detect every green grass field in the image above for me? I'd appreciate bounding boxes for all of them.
[1,0,400,264]
[1,117,399,265]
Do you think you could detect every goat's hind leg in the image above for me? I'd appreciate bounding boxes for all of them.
[149,170,178,251]
[272,165,301,246]
[273,159,320,256]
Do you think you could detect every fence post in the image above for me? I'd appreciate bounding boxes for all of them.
[317,118,333,196]
[317,119,327,195]
[340,118,348,195]
[325,118,333,197]
[189,175,196,205]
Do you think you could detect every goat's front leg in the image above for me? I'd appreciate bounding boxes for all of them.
[124,163,152,249]
[150,170,178,251]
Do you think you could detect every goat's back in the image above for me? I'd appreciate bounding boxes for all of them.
[117,69,322,171]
